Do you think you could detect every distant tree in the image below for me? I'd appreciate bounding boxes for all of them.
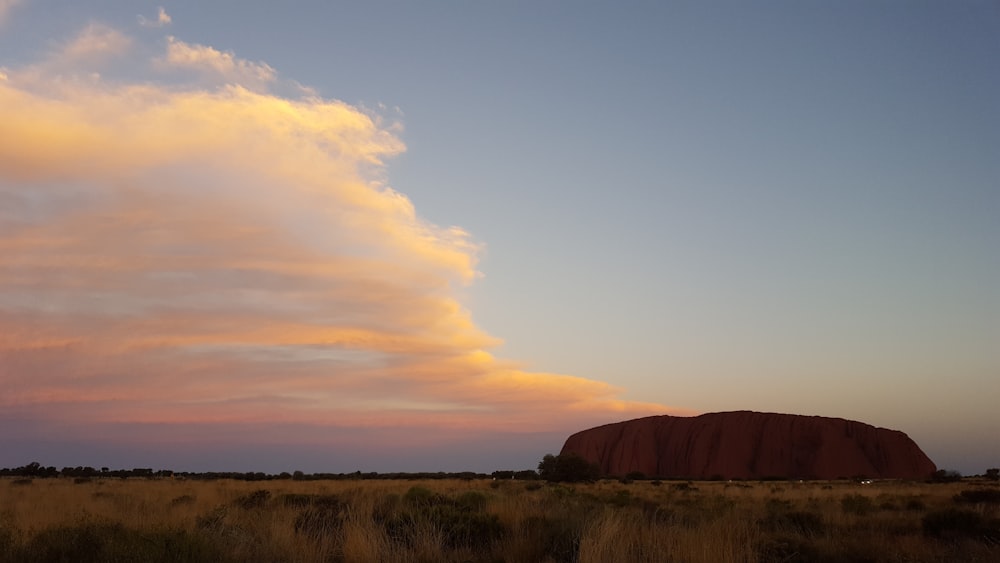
[292,470,305,480]
[930,469,962,483]
[537,453,601,483]
[514,470,540,480]
[985,468,999,481]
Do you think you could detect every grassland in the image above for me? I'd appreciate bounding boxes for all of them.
[1,476,998,562]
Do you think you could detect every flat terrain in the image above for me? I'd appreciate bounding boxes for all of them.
[1,476,998,562]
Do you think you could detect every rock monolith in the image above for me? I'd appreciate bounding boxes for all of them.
[560,411,936,480]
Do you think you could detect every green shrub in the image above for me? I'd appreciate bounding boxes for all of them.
[402,486,437,506]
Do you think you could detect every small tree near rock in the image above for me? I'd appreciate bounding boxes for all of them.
[537,453,601,483]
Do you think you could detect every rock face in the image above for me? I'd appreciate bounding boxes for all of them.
[560,411,936,480]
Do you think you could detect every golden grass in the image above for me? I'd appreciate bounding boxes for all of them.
[1,477,997,562]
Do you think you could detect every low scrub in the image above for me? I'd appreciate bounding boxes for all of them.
[3,476,999,562]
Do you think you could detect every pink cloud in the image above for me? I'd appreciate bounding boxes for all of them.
[0,23,684,467]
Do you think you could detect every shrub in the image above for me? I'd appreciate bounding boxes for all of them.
[763,510,824,536]
[456,490,488,510]
[169,494,196,507]
[522,515,581,563]
[986,468,999,481]
[841,494,874,516]
[954,489,1000,505]
[537,453,601,483]
[294,496,347,539]
[930,469,962,483]
[15,522,225,563]
[922,508,983,538]
[277,493,315,507]
[381,489,505,550]
[402,486,438,507]
[233,489,270,509]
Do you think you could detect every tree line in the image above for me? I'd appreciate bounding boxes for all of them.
[0,461,541,482]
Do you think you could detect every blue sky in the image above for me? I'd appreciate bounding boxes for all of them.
[0,1,997,474]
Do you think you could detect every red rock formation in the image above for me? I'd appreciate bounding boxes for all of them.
[560,411,936,480]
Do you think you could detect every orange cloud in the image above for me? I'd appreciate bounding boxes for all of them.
[138,7,171,29]
[0,23,681,455]
[160,36,276,89]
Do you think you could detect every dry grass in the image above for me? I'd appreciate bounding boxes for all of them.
[1,477,998,562]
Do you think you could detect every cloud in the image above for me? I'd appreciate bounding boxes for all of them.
[160,36,276,90]
[0,0,20,25]
[0,22,678,465]
[4,23,130,87]
[62,23,132,61]
[138,7,171,28]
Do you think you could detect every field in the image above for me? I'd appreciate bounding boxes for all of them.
[1,476,998,562]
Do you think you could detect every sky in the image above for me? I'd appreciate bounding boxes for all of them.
[0,1,997,475]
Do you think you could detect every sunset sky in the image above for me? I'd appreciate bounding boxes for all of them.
[1,1,997,475]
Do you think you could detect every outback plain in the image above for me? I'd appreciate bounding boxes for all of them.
[2,471,999,563]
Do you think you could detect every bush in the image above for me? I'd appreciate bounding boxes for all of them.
[522,515,582,563]
[294,496,347,539]
[537,453,601,483]
[381,489,505,550]
[922,508,983,538]
[15,522,225,563]
[841,494,874,516]
[169,494,196,507]
[763,510,825,536]
[930,469,962,483]
[954,488,1000,505]
[233,489,270,509]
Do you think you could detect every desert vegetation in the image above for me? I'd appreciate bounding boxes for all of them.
[2,468,999,563]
